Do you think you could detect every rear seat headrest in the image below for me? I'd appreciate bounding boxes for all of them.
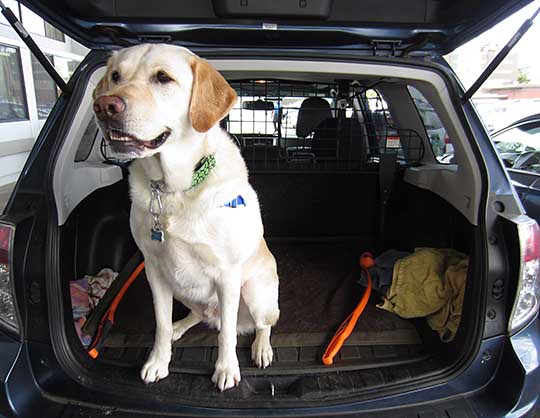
[296,97,332,138]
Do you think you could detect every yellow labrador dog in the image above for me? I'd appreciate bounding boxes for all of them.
[93,44,279,391]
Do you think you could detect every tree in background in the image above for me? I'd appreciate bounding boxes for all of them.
[517,68,531,84]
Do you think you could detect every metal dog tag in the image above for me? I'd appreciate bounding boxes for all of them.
[149,180,166,243]
[151,228,165,242]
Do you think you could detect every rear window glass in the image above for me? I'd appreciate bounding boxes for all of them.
[227,81,335,142]
[224,80,425,171]
[363,89,400,153]
[362,88,424,163]
[408,86,454,164]
[74,119,99,162]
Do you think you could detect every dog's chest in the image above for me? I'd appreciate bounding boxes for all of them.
[129,181,223,287]
[128,161,262,303]
[159,237,219,302]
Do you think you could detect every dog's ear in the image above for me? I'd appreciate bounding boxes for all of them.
[189,57,237,133]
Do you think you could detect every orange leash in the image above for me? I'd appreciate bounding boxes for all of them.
[322,252,375,366]
[88,261,145,359]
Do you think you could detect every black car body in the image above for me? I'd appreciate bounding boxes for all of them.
[1,1,540,417]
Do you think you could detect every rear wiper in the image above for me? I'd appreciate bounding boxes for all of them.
[0,0,70,94]
[461,4,540,103]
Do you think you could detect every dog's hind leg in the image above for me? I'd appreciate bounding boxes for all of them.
[251,326,273,369]
[140,262,174,384]
[241,271,280,369]
[172,311,202,341]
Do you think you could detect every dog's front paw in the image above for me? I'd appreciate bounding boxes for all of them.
[212,358,241,391]
[252,338,273,369]
[141,350,171,384]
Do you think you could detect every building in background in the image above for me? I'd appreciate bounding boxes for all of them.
[0,0,88,189]
[445,0,540,132]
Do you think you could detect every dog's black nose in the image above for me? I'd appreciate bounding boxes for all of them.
[93,95,126,119]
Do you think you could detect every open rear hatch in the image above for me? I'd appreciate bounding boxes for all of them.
[18,0,534,53]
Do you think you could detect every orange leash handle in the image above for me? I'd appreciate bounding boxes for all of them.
[88,261,145,359]
[322,252,374,366]
[106,261,145,323]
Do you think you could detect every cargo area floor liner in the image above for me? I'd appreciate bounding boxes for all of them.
[99,242,423,374]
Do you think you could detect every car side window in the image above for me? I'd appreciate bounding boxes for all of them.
[74,118,99,162]
[494,121,540,174]
[408,86,453,164]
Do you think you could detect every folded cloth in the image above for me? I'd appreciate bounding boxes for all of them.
[70,268,118,348]
[74,317,92,347]
[359,250,410,295]
[88,268,119,309]
[70,277,90,319]
[377,248,468,342]
[70,278,92,347]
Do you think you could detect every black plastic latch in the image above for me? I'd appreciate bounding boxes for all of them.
[371,40,402,57]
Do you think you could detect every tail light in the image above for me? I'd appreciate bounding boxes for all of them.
[509,219,540,334]
[0,222,18,334]
[444,135,451,144]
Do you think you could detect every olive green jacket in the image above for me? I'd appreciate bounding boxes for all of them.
[378,248,468,342]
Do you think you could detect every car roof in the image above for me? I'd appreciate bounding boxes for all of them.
[494,113,540,136]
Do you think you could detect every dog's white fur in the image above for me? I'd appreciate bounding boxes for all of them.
[93,44,279,391]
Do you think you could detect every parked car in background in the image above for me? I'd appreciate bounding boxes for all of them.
[494,114,540,171]
[494,114,540,225]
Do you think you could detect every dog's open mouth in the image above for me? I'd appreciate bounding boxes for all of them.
[107,128,171,152]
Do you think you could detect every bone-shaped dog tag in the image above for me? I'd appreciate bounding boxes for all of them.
[151,228,165,242]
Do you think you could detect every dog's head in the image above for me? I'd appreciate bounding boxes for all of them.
[93,44,237,159]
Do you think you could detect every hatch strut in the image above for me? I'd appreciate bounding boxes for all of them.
[461,5,540,103]
[0,0,70,94]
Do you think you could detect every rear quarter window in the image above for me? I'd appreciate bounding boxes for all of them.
[408,86,454,164]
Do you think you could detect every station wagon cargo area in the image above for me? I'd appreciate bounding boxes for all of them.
[53,72,481,405]
[1,0,540,416]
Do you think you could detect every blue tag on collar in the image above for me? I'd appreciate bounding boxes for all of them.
[223,195,246,208]
[151,229,165,242]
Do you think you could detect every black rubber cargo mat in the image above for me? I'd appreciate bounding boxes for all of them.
[99,343,427,376]
[100,242,422,372]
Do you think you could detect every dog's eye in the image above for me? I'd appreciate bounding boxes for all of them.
[111,71,121,83]
[155,70,173,84]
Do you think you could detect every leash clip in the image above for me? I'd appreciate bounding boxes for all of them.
[149,180,166,242]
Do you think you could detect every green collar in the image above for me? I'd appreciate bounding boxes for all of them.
[188,154,216,190]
